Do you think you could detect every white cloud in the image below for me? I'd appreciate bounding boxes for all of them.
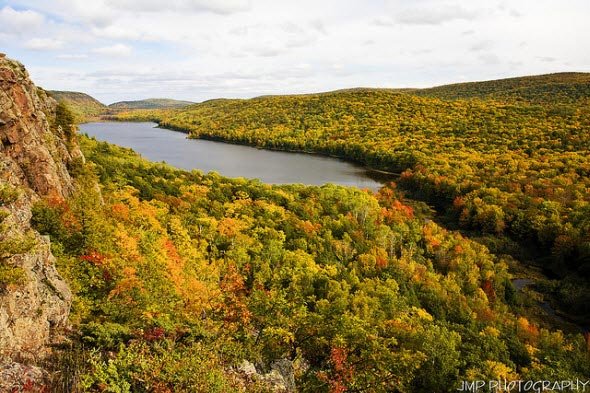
[372,17,395,27]
[24,37,64,50]
[0,6,44,33]
[90,25,142,40]
[9,0,590,103]
[469,40,493,52]
[478,53,501,65]
[56,53,89,59]
[395,4,480,25]
[309,20,327,35]
[106,0,251,14]
[91,43,132,57]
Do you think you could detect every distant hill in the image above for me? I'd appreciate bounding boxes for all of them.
[412,72,590,105]
[115,72,590,287]
[48,90,108,122]
[108,98,195,110]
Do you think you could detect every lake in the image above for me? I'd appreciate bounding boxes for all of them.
[79,122,387,190]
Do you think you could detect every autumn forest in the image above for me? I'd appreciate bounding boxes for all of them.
[16,72,585,391]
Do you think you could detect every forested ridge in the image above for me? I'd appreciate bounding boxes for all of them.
[48,92,194,123]
[413,72,590,105]
[31,72,589,391]
[31,135,590,391]
[114,74,590,303]
[108,98,195,110]
[49,90,108,122]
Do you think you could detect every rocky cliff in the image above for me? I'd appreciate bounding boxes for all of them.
[0,53,78,391]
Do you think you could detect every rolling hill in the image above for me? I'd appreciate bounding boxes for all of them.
[48,90,108,121]
[114,74,590,299]
[4,55,590,392]
[109,98,195,110]
[413,72,590,105]
[48,92,195,121]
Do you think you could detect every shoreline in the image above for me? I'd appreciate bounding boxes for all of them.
[83,118,590,334]
[96,117,401,178]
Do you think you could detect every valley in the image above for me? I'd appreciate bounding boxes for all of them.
[2,55,589,392]
[2,1,589,390]
[109,77,590,328]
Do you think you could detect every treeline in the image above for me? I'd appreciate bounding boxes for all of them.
[32,136,590,391]
[48,90,108,122]
[115,87,590,285]
[414,72,590,105]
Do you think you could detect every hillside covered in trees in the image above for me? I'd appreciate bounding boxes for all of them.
[413,72,590,105]
[48,92,195,123]
[32,134,590,391]
[48,90,108,122]
[109,98,195,110]
[0,49,587,391]
[115,75,589,272]
[114,73,590,327]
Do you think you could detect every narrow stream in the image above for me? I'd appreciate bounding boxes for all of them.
[512,278,588,333]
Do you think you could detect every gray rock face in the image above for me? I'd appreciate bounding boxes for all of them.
[235,359,299,392]
[0,55,76,389]
[0,57,81,199]
[0,225,72,361]
[0,362,49,392]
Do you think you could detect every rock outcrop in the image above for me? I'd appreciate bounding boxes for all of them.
[0,54,77,390]
[234,359,302,392]
[0,54,81,198]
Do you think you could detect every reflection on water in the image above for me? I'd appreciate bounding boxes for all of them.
[80,122,388,190]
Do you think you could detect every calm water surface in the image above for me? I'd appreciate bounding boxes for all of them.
[80,122,386,189]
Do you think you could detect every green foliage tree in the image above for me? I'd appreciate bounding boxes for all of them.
[34,136,590,392]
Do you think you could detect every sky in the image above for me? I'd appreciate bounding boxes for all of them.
[1,0,589,104]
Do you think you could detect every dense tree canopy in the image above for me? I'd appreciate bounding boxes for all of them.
[33,135,590,392]
[115,84,590,286]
